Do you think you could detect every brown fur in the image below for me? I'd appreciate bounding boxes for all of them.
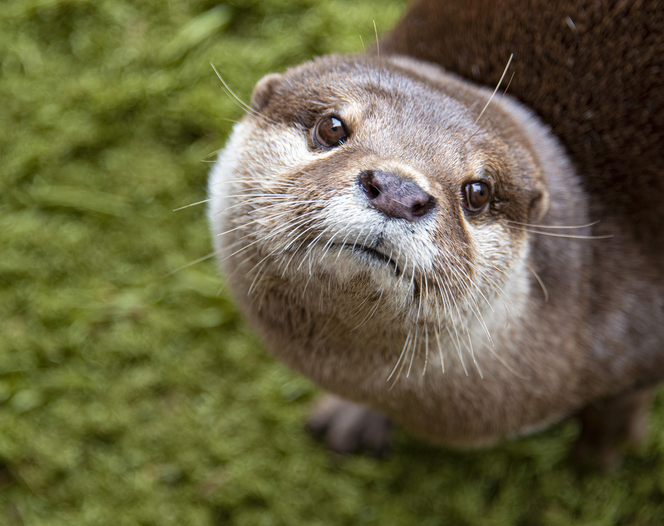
[380,0,664,462]
[208,0,664,465]
[381,0,664,258]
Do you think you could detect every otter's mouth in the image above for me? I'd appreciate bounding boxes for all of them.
[334,243,401,276]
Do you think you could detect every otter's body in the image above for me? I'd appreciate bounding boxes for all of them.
[208,0,664,466]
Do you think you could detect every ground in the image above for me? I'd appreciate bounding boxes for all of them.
[1,0,663,524]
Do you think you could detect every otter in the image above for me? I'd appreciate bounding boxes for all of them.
[207,0,664,469]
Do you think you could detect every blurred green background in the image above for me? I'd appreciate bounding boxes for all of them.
[2,0,663,524]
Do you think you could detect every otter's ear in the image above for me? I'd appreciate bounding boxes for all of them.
[528,186,550,223]
[250,73,283,112]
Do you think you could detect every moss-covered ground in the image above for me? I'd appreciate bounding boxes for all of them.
[2,0,663,524]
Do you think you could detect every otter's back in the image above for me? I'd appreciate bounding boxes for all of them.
[381,0,664,256]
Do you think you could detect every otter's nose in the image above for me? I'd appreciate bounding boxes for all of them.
[358,170,435,222]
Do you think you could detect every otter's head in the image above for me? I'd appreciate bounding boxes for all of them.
[209,54,561,334]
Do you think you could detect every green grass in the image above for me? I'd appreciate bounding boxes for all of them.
[1,0,663,524]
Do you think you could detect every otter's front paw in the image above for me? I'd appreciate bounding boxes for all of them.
[306,394,393,456]
[572,388,654,471]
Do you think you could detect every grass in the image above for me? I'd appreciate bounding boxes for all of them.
[1,0,663,524]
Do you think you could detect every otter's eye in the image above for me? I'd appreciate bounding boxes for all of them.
[462,181,491,213]
[314,116,348,148]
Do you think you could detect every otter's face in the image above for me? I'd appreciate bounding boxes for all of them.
[208,55,549,331]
